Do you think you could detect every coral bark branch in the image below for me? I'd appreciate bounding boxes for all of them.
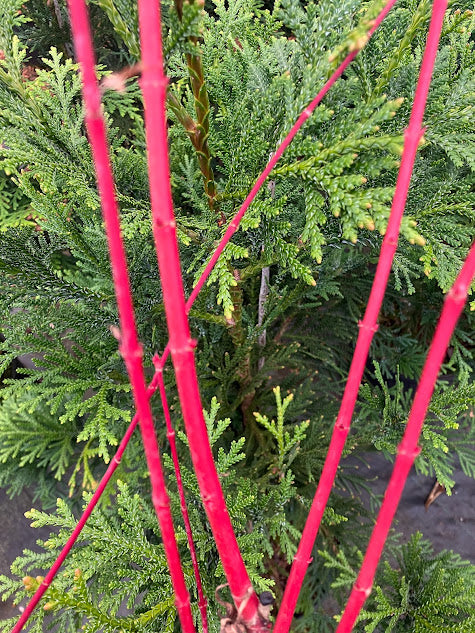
[337,238,475,632]
[56,2,196,633]
[137,0,264,628]
[273,3,447,632]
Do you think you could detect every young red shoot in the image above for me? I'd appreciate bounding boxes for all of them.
[61,2,196,632]
[336,239,475,632]
[273,2,448,632]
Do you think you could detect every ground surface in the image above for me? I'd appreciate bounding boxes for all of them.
[0,488,52,620]
[0,453,473,621]
[346,452,475,563]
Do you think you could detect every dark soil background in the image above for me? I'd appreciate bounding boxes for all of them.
[345,452,475,562]
[1,452,473,621]
[0,488,52,620]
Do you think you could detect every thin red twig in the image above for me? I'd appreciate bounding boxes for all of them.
[273,2,447,631]
[185,0,400,311]
[154,354,209,633]
[9,389,149,633]
[12,2,398,628]
[337,239,475,632]
[60,2,196,633]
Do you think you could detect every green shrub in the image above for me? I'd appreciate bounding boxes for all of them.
[0,0,474,631]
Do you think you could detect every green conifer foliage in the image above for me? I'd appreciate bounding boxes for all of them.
[0,395,307,632]
[322,532,475,632]
[0,0,474,630]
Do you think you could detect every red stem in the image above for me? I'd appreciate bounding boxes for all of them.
[12,2,397,628]
[154,355,209,633]
[61,2,196,633]
[337,240,475,633]
[137,0,264,626]
[273,2,447,631]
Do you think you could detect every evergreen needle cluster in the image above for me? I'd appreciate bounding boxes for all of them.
[0,0,473,631]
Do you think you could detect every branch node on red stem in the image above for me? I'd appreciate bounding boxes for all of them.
[293,553,313,565]
[152,353,164,371]
[383,235,398,247]
[120,344,144,362]
[397,444,421,458]
[357,321,379,333]
[354,584,372,598]
[155,218,177,230]
[448,282,468,302]
[170,340,198,358]
[140,74,169,89]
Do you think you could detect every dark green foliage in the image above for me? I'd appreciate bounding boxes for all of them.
[0,394,78,503]
[322,532,475,632]
[0,0,474,631]
[0,170,31,230]
[358,362,475,493]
